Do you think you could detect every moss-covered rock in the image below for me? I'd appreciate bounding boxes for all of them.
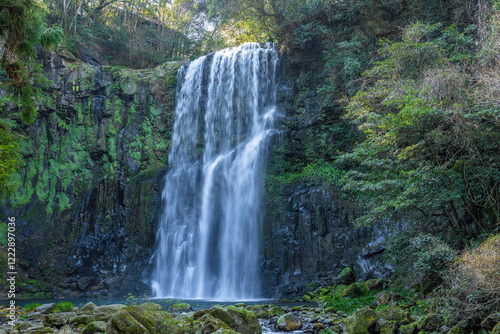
[268,305,285,317]
[378,319,397,334]
[93,304,127,322]
[337,267,356,285]
[71,314,95,325]
[378,306,410,324]
[79,302,97,315]
[277,313,303,331]
[82,321,107,334]
[195,313,232,334]
[124,305,157,331]
[375,291,400,306]
[339,282,366,298]
[209,305,261,334]
[246,305,270,318]
[171,303,191,313]
[140,303,163,312]
[364,279,386,291]
[42,311,77,328]
[24,327,55,334]
[343,307,379,334]
[399,322,418,334]
[106,310,149,334]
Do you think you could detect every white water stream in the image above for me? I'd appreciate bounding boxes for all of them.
[152,43,278,299]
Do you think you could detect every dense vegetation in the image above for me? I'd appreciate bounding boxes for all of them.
[1,0,500,325]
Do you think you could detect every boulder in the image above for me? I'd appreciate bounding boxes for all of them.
[36,304,57,314]
[71,315,95,325]
[103,276,122,290]
[106,310,149,334]
[378,319,397,334]
[343,307,379,334]
[42,312,77,328]
[375,291,400,306]
[448,320,471,334]
[24,327,55,334]
[92,304,127,322]
[124,305,157,331]
[83,321,107,334]
[337,267,356,285]
[171,303,191,313]
[78,276,96,290]
[399,322,418,334]
[246,305,270,318]
[78,302,97,315]
[209,305,261,334]
[196,313,232,334]
[277,313,303,331]
[378,306,410,324]
[140,303,163,312]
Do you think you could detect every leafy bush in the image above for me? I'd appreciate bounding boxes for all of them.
[448,234,500,319]
[56,301,74,312]
[389,234,455,290]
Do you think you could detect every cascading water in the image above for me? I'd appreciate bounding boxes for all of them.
[152,43,278,300]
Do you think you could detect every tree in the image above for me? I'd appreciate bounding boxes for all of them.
[0,0,62,196]
[341,22,500,235]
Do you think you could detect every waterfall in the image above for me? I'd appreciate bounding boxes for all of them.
[152,43,278,299]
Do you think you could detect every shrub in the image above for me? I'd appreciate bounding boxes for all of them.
[448,234,500,319]
[56,301,74,312]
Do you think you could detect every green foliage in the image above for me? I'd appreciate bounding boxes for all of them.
[323,295,376,315]
[24,303,42,312]
[340,21,500,234]
[56,301,74,312]
[388,234,455,289]
[0,118,23,196]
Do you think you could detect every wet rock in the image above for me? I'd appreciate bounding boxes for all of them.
[83,321,107,334]
[277,313,302,331]
[209,305,262,334]
[36,304,57,315]
[343,307,378,334]
[313,322,325,331]
[42,312,77,328]
[196,313,232,334]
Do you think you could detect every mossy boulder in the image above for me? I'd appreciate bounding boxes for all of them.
[124,305,157,331]
[268,305,285,317]
[79,302,97,315]
[195,313,233,334]
[378,306,410,324]
[83,321,107,334]
[209,305,261,334]
[399,322,418,334]
[42,311,77,328]
[378,319,397,334]
[106,310,149,334]
[171,303,191,312]
[343,307,379,334]
[15,321,35,330]
[140,303,163,313]
[93,304,127,322]
[364,279,386,291]
[337,267,356,285]
[277,313,303,331]
[246,305,270,318]
[71,314,95,325]
[36,304,58,314]
[339,282,366,298]
[375,291,400,306]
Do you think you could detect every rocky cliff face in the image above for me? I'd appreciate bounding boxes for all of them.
[1,50,182,298]
[2,45,393,299]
